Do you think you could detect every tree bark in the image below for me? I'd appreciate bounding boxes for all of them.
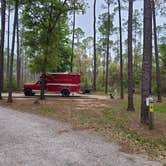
[7,3,10,79]
[40,73,46,100]
[105,3,110,94]
[118,0,124,99]
[93,0,97,91]
[71,0,76,73]
[0,0,6,99]
[141,0,152,124]
[40,26,51,100]
[103,52,106,87]
[127,0,135,111]
[8,0,18,103]
[152,0,162,102]
[16,11,21,91]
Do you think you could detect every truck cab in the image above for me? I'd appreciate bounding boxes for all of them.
[23,81,41,96]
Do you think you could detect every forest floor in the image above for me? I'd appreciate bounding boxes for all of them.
[0,93,166,163]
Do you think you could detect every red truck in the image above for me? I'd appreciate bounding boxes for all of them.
[23,73,81,97]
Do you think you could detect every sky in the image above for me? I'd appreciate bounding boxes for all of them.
[75,0,165,38]
[76,0,107,37]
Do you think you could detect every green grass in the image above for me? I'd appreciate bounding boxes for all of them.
[98,109,129,129]
[154,104,166,113]
[96,107,166,158]
[98,108,165,145]
[40,107,56,113]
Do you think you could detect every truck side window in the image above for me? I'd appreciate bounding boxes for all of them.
[36,81,41,84]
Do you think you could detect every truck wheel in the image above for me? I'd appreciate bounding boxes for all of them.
[24,88,33,96]
[61,89,70,97]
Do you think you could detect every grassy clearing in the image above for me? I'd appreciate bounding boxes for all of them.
[155,104,166,113]
[0,95,166,161]
[96,100,166,159]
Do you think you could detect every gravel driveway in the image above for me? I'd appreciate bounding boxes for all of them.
[0,107,162,166]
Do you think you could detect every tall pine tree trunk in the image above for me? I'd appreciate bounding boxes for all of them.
[0,0,6,99]
[152,0,162,102]
[105,2,110,94]
[24,55,27,82]
[118,0,124,99]
[127,0,135,111]
[16,11,21,91]
[103,52,106,87]
[141,0,152,124]
[7,3,10,79]
[93,0,97,91]
[8,0,18,103]
[71,0,75,73]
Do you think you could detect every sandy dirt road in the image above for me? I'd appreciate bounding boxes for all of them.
[0,107,162,166]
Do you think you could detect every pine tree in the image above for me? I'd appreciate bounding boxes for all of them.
[127,0,135,111]
[8,0,18,103]
[93,0,97,91]
[118,0,124,99]
[141,0,152,124]
[0,0,6,99]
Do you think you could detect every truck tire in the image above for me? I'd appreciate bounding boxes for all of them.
[24,88,33,96]
[61,89,70,97]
